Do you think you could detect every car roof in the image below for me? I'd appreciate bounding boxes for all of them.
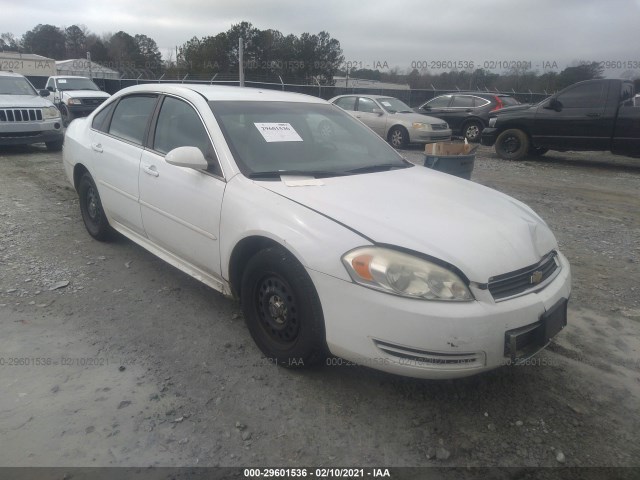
[0,71,27,78]
[115,83,328,104]
[332,94,403,100]
[51,75,92,79]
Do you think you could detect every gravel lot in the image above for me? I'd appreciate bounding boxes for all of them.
[1,141,639,474]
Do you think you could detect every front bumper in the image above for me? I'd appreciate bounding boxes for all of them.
[410,129,453,144]
[0,119,64,146]
[310,252,571,379]
[481,127,498,146]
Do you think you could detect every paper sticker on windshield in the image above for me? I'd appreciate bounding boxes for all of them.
[58,79,67,83]
[254,123,303,142]
[380,101,392,107]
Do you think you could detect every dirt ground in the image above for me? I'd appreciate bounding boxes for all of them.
[1,141,639,474]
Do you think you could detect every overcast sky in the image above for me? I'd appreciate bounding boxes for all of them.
[3,0,639,75]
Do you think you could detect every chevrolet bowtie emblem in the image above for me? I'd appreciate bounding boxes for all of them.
[530,270,543,284]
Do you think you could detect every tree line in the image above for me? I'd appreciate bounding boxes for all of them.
[3,24,638,92]
[0,22,345,84]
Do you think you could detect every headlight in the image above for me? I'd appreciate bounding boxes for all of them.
[412,122,432,131]
[43,106,61,119]
[67,98,82,105]
[488,117,497,127]
[342,247,473,301]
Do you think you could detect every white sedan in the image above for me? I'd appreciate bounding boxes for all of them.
[63,84,571,379]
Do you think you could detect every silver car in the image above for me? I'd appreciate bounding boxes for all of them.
[329,94,451,148]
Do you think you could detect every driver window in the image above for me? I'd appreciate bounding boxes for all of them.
[357,97,377,113]
[153,96,222,176]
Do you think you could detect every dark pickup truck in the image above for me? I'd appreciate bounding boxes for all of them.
[481,79,640,160]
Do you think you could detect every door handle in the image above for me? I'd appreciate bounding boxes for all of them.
[142,164,159,177]
[91,143,103,153]
[586,113,601,118]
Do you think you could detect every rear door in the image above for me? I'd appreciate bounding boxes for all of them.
[89,94,158,235]
[533,81,610,150]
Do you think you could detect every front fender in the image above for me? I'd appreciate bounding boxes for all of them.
[219,175,370,282]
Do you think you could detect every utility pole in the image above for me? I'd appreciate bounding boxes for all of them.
[87,52,92,80]
[239,38,245,87]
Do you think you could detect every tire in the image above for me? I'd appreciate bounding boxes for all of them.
[388,126,409,149]
[495,128,530,160]
[78,173,112,241]
[45,138,64,151]
[60,104,73,127]
[528,146,549,157]
[462,121,483,143]
[240,247,327,368]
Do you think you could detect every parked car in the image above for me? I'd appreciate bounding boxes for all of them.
[329,94,451,148]
[415,92,520,142]
[63,84,571,379]
[481,79,640,160]
[45,75,110,126]
[0,71,64,151]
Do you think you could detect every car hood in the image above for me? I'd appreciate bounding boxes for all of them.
[493,104,536,115]
[257,167,557,282]
[0,94,55,108]
[62,90,110,98]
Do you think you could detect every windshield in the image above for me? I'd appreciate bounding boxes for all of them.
[377,97,412,113]
[56,78,100,91]
[0,76,38,95]
[210,101,410,178]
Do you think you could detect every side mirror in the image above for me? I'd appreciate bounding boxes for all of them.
[372,108,383,115]
[165,146,208,170]
[423,105,432,111]
[39,89,50,97]
[546,98,562,112]
[46,86,54,92]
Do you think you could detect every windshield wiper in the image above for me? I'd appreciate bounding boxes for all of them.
[344,164,411,174]
[248,170,347,179]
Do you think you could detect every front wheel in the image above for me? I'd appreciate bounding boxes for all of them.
[45,138,64,151]
[78,173,112,241]
[388,126,409,149]
[240,247,327,368]
[495,128,530,160]
[59,105,74,127]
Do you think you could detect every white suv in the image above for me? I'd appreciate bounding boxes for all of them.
[0,71,64,151]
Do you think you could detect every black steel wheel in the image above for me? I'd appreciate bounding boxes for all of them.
[78,173,112,241]
[240,247,327,367]
[495,128,530,160]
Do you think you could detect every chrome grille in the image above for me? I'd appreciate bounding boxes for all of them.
[488,251,559,301]
[432,123,449,131]
[0,108,43,122]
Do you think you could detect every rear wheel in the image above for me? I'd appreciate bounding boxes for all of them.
[388,126,409,149]
[240,247,327,368]
[78,173,112,241]
[495,128,529,160]
[462,120,483,143]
